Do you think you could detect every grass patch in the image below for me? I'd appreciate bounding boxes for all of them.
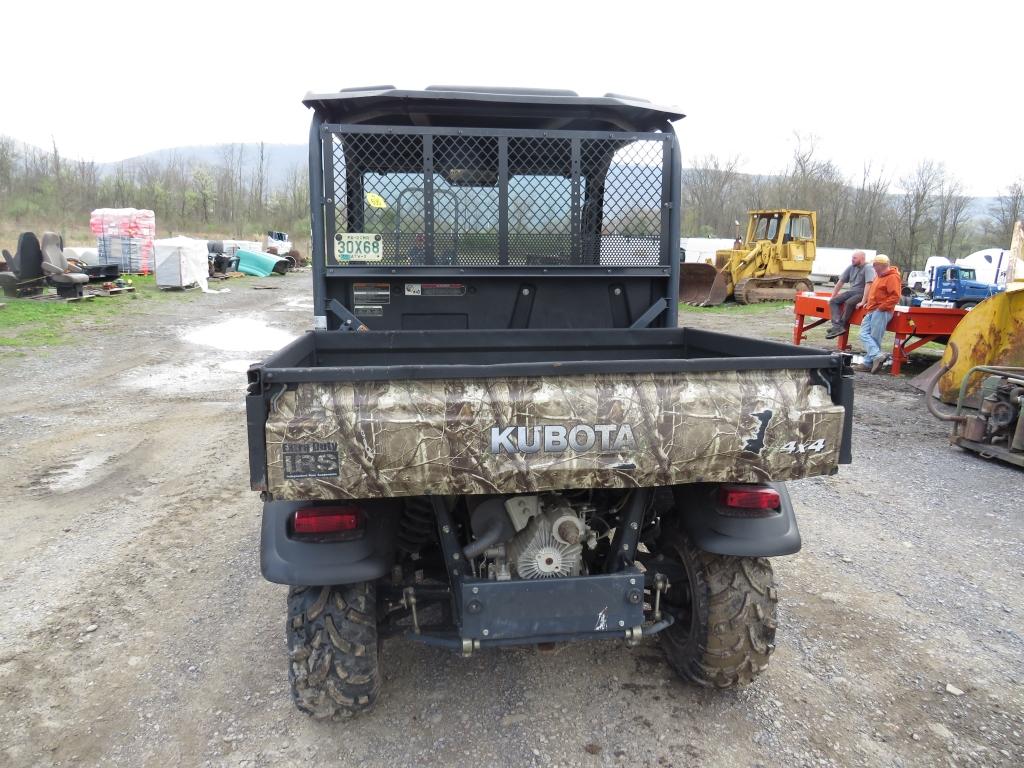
[678,300,792,314]
[0,274,201,351]
[0,295,122,347]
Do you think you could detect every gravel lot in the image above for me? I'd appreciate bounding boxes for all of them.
[1,273,1021,767]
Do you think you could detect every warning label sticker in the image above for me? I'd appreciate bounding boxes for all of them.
[354,305,383,316]
[405,283,466,297]
[353,282,391,305]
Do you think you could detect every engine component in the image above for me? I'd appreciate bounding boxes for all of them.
[505,501,586,579]
[467,498,516,559]
[471,494,592,579]
[980,379,1023,441]
[925,343,1024,466]
[484,544,512,581]
[504,495,540,531]
[990,399,1016,429]
[506,514,582,578]
[548,506,586,545]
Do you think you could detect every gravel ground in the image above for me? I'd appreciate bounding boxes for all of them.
[0,274,1021,767]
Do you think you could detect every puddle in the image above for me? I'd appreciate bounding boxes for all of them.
[219,359,253,373]
[182,317,295,353]
[38,452,115,492]
[284,297,315,309]
[120,360,249,395]
[120,318,293,396]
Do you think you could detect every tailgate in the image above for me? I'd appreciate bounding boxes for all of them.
[257,368,845,500]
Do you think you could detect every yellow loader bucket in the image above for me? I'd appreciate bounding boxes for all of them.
[679,263,730,306]
[934,285,1024,403]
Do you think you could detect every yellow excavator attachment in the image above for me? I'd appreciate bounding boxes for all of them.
[678,262,730,306]
[913,221,1024,402]
[930,284,1024,403]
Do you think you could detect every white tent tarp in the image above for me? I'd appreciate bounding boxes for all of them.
[155,237,210,291]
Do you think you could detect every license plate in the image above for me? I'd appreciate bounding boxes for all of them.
[334,233,384,263]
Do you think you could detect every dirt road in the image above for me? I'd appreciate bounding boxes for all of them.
[1,275,1021,767]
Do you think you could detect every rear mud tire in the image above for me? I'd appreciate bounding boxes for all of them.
[287,582,380,719]
[658,530,778,688]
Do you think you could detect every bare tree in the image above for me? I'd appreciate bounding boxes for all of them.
[847,164,889,247]
[192,168,215,223]
[250,142,267,219]
[71,159,99,219]
[988,181,1024,246]
[934,177,971,258]
[883,200,903,260]
[770,136,853,246]
[895,160,944,270]
[682,154,742,236]
[815,170,851,246]
[0,137,13,198]
[50,137,72,225]
[217,143,246,227]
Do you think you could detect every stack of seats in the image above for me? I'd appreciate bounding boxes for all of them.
[0,233,46,296]
[40,232,89,298]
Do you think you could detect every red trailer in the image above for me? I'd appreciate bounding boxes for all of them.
[792,291,966,375]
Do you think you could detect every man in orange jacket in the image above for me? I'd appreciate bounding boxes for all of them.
[856,254,902,373]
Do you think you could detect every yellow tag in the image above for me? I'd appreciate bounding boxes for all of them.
[365,192,388,209]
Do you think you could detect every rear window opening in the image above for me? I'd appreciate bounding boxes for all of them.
[328,129,668,268]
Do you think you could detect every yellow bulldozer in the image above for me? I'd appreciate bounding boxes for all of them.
[679,209,817,305]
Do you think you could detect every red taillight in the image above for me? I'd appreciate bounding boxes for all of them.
[292,506,361,535]
[718,485,781,511]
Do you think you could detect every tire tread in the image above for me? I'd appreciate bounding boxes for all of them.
[287,583,380,719]
[660,531,778,688]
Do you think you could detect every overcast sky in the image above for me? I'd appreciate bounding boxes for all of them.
[4,0,1019,196]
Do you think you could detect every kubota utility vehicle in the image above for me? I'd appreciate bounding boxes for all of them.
[246,86,854,719]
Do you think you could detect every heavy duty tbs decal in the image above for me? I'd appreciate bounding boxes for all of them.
[489,424,637,455]
[282,442,340,479]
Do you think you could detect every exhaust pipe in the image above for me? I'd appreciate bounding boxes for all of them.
[924,343,966,424]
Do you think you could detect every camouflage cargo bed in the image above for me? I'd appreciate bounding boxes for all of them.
[246,327,852,500]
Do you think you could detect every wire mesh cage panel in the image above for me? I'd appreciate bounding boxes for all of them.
[324,126,670,268]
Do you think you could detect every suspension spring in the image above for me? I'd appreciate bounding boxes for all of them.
[397,497,437,553]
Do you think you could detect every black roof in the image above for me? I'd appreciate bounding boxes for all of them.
[303,85,684,132]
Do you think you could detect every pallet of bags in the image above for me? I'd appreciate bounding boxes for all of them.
[89,208,156,274]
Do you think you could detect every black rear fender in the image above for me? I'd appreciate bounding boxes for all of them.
[260,499,401,586]
[669,482,800,557]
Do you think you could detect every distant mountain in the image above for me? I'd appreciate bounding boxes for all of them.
[96,143,308,187]
[968,197,998,219]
